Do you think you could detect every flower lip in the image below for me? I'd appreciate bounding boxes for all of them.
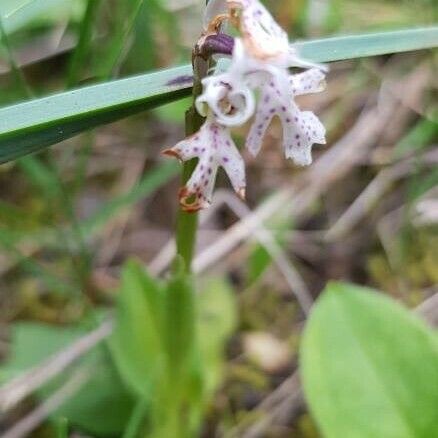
[164,116,246,211]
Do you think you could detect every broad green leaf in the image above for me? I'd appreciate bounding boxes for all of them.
[301,282,438,438]
[0,322,135,436]
[0,322,82,382]
[109,260,166,399]
[1,27,437,164]
[54,357,134,436]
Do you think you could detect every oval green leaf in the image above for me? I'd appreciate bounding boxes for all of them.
[300,282,438,438]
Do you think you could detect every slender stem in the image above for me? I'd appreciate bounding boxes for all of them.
[123,399,147,438]
[175,55,209,271]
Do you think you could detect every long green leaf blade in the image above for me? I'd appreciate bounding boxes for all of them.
[0,27,437,164]
[296,27,438,62]
[0,65,192,163]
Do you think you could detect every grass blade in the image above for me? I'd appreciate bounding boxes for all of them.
[0,0,72,34]
[0,65,193,164]
[296,26,438,62]
[0,26,436,164]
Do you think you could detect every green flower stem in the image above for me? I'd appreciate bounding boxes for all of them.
[175,55,209,272]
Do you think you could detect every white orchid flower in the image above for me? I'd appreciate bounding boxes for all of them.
[164,115,246,212]
[166,0,328,211]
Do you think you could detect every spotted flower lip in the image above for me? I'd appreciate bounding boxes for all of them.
[163,116,246,212]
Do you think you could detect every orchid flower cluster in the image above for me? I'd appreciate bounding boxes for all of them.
[164,0,328,212]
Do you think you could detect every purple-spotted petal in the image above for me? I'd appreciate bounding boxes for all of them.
[164,117,246,211]
[282,110,326,165]
[290,68,326,96]
[230,0,289,59]
[246,67,326,165]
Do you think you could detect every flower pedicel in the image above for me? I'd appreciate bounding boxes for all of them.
[165,0,328,212]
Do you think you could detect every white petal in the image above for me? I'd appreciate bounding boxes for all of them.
[301,111,326,144]
[196,43,258,127]
[184,156,219,210]
[245,91,275,156]
[219,132,246,193]
[246,67,326,166]
[290,68,326,96]
[165,117,246,211]
[234,0,289,58]
[281,110,326,166]
[166,134,203,161]
[195,78,228,117]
